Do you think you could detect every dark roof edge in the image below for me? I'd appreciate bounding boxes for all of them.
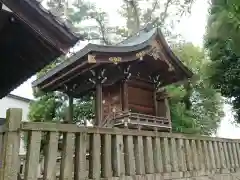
[0,0,80,52]
[156,29,193,78]
[7,94,33,103]
[32,34,156,87]
[32,27,193,88]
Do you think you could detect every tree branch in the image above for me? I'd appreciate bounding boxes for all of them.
[95,18,111,45]
[123,0,140,33]
[143,0,159,27]
[88,13,111,45]
[130,0,140,30]
[159,0,173,26]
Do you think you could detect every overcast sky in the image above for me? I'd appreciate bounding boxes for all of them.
[10,0,240,138]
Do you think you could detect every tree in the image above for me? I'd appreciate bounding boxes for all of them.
[29,0,223,135]
[170,43,223,135]
[205,0,240,123]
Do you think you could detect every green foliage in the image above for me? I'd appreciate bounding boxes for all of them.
[205,0,240,122]
[169,43,223,135]
[29,91,94,123]
[28,92,64,122]
[28,0,223,137]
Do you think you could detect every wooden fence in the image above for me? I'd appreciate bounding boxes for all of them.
[1,108,240,180]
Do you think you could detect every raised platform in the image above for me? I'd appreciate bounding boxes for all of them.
[102,111,171,132]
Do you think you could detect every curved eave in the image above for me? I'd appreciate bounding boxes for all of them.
[32,30,157,87]
[156,29,193,79]
[33,27,193,89]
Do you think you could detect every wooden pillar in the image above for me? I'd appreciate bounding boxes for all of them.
[164,96,171,127]
[151,74,161,116]
[2,108,22,180]
[153,90,158,116]
[67,95,73,123]
[121,80,129,111]
[95,82,103,126]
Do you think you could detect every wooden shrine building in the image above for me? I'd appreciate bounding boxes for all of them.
[0,0,79,98]
[33,27,193,131]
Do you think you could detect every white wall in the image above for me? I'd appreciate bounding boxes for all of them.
[0,96,30,121]
[0,95,31,155]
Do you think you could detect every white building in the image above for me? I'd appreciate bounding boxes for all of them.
[0,94,32,155]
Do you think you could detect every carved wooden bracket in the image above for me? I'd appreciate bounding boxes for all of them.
[88,68,107,84]
[148,46,174,71]
[109,57,122,64]
[134,44,175,72]
[88,54,122,64]
[88,54,97,63]
[136,51,146,60]
[118,64,132,81]
[63,84,78,94]
[156,88,170,100]
[149,74,162,90]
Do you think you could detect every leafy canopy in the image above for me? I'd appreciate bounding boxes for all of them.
[205,0,240,122]
[170,43,223,135]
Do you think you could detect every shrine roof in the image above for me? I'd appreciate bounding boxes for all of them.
[1,0,79,51]
[0,0,81,98]
[32,26,193,95]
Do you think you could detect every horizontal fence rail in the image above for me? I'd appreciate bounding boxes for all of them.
[20,122,240,179]
[2,108,240,180]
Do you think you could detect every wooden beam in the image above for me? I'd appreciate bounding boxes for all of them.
[164,97,171,129]
[153,90,158,116]
[67,95,74,123]
[70,85,94,98]
[87,46,151,64]
[121,80,129,111]
[40,61,89,90]
[95,82,103,126]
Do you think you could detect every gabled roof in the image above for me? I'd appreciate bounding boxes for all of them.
[33,27,193,91]
[7,94,33,103]
[0,0,81,98]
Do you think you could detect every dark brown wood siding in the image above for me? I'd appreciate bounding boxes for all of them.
[102,84,122,119]
[127,79,154,115]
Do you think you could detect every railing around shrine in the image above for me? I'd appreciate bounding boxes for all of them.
[2,108,240,180]
[102,110,170,129]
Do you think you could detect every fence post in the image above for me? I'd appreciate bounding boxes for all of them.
[1,108,22,180]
